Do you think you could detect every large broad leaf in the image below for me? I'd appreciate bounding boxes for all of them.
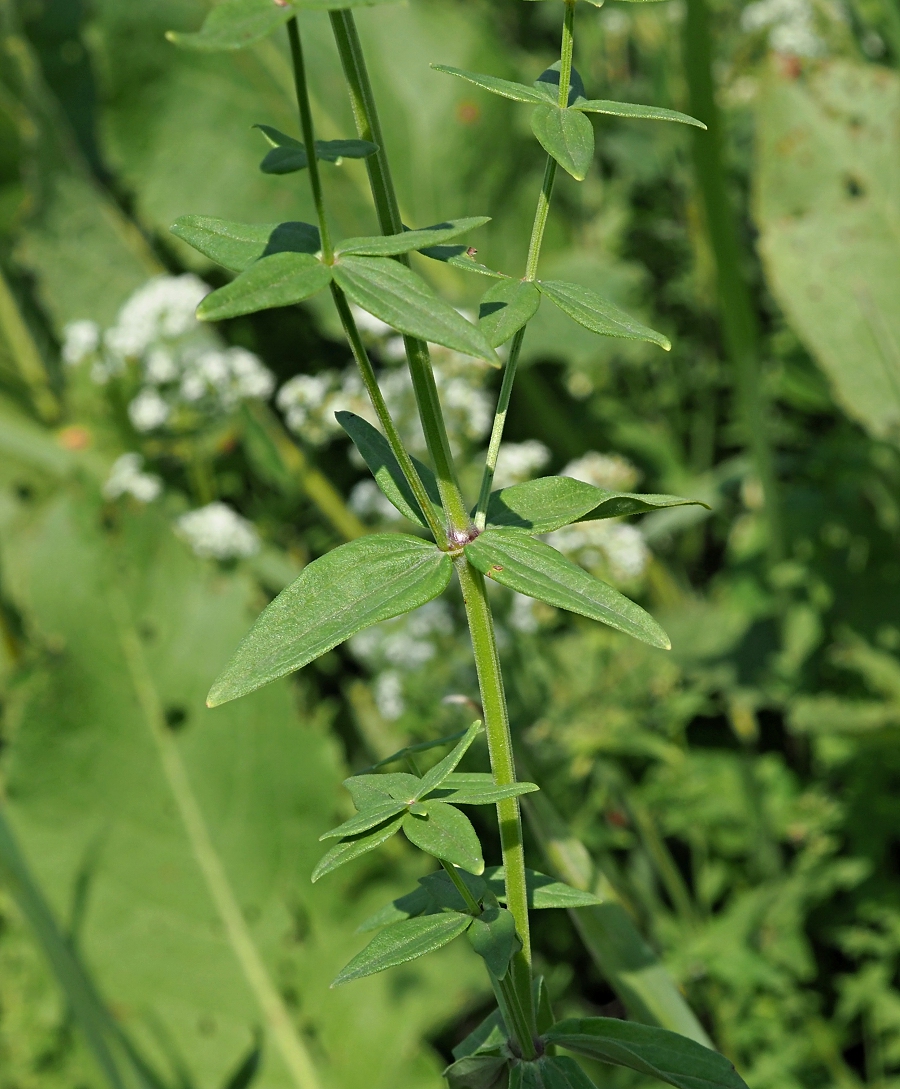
[573,100,705,128]
[254,125,377,174]
[484,476,705,533]
[197,251,332,320]
[402,803,485,873]
[337,217,490,257]
[482,867,603,910]
[311,814,407,882]
[537,280,670,349]
[530,106,595,181]
[755,61,900,442]
[332,256,498,363]
[479,280,542,347]
[170,216,320,273]
[207,535,452,706]
[464,530,670,649]
[332,912,473,986]
[431,64,545,104]
[546,1019,748,1089]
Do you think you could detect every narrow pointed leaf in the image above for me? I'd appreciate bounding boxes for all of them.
[319,800,408,841]
[533,62,587,106]
[468,898,520,978]
[535,975,556,1034]
[402,803,485,873]
[360,728,469,773]
[531,105,595,181]
[479,280,541,347]
[332,911,472,986]
[420,244,504,278]
[197,252,331,321]
[345,771,421,809]
[464,529,670,649]
[170,216,319,273]
[484,476,707,533]
[336,410,443,529]
[483,867,604,909]
[453,1008,507,1060]
[444,1055,508,1089]
[537,280,670,349]
[207,535,452,705]
[431,64,545,104]
[415,719,483,798]
[337,217,490,257]
[572,100,705,128]
[356,885,436,932]
[542,1057,599,1089]
[333,256,498,363]
[311,813,405,883]
[430,779,540,805]
[254,126,378,173]
[545,1019,748,1089]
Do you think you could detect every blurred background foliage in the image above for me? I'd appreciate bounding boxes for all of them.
[1,0,900,1087]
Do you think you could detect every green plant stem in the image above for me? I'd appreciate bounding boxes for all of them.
[439,859,482,914]
[108,588,322,1089]
[558,0,576,109]
[328,10,471,534]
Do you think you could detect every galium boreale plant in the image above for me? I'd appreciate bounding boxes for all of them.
[169,1,741,1086]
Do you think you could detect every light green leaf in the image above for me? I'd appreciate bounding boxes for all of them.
[431,777,541,806]
[332,912,472,986]
[546,1019,748,1089]
[337,217,490,256]
[319,800,408,841]
[573,100,705,128]
[333,256,498,364]
[467,897,520,979]
[402,803,485,873]
[444,1054,508,1089]
[419,244,505,278]
[197,251,332,321]
[479,280,542,347]
[360,728,470,773]
[336,410,443,529]
[356,886,436,932]
[464,529,670,649]
[530,105,595,181]
[483,867,604,910]
[207,534,452,706]
[311,813,406,883]
[537,280,671,349]
[533,62,587,106]
[345,771,422,809]
[416,720,484,798]
[170,216,320,273]
[431,64,545,104]
[484,476,706,533]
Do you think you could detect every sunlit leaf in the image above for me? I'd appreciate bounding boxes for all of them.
[415,720,484,798]
[402,803,485,873]
[467,896,520,978]
[483,867,604,910]
[311,813,406,883]
[431,776,540,806]
[530,105,594,181]
[431,64,545,104]
[197,251,331,321]
[344,771,421,809]
[170,216,320,273]
[319,800,408,841]
[572,100,705,128]
[337,217,490,256]
[253,125,378,174]
[537,280,671,349]
[332,912,472,986]
[533,62,587,107]
[479,280,541,347]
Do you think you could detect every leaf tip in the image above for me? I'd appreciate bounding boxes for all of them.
[660,336,672,351]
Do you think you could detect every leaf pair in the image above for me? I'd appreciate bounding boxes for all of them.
[253,124,377,175]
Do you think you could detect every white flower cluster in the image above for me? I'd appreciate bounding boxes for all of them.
[493,441,551,489]
[103,453,162,503]
[741,0,825,56]
[61,276,275,434]
[276,370,370,445]
[348,479,402,522]
[562,450,641,491]
[175,502,260,560]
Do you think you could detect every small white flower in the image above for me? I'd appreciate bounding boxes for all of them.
[562,451,641,491]
[229,347,274,400]
[374,670,405,720]
[128,388,171,432]
[196,350,230,390]
[103,453,162,503]
[62,320,100,366]
[106,275,210,359]
[175,502,260,560]
[740,0,824,55]
[548,520,650,581]
[144,347,178,384]
[493,441,551,489]
[179,372,207,402]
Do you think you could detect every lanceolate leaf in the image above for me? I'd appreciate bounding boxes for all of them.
[545,1019,749,1089]
[361,728,470,773]
[356,886,434,932]
[484,476,706,533]
[311,813,406,883]
[464,529,670,649]
[483,867,604,910]
[254,125,378,174]
[420,245,504,278]
[467,898,520,978]
[572,100,706,128]
[197,252,331,321]
[444,1054,508,1089]
[337,218,490,257]
[319,800,407,841]
[170,216,320,273]
[207,535,452,705]
[345,771,421,809]
[431,64,545,104]
[332,912,473,986]
[332,256,498,364]
[420,868,487,910]
[402,802,485,873]
[335,410,443,529]
[431,779,540,806]
[415,720,484,797]
[537,280,671,350]
[479,280,542,347]
[530,105,595,181]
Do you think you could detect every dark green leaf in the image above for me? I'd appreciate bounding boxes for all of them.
[254,126,378,174]
[536,280,670,349]
[572,101,706,128]
[468,897,520,978]
[333,256,498,364]
[207,535,452,705]
[533,62,587,106]
[332,912,472,986]
[430,779,540,806]
[420,867,487,912]
[483,867,604,910]
[535,976,556,1035]
[344,771,421,809]
[311,813,405,883]
[170,216,319,273]
[484,476,706,533]
[453,1007,508,1060]
[530,106,594,181]
[464,530,670,650]
[197,252,331,321]
[337,217,490,257]
[319,800,408,841]
[402,803,485,873]
[356,885,436,932]
[545,1019,748,1089]
[416,720,483,798]
[479,280,541,347]
[335,410,443,529]
[431,64,544,104]
[444,1054,508,1089]
[541,1056,598,1089]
